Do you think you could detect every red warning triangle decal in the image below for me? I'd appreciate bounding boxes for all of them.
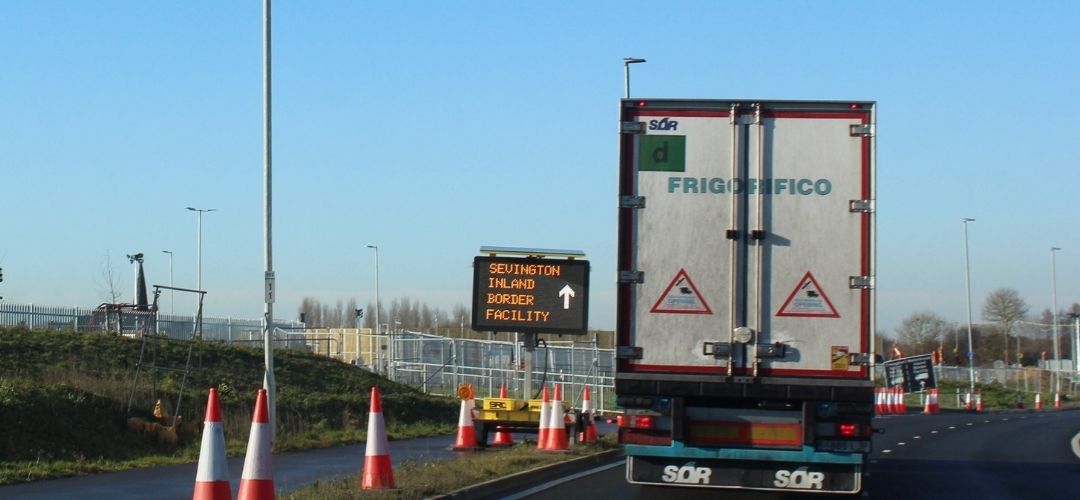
[650,269,713,314]
[777,271,839,318]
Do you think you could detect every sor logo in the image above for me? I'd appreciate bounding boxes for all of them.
[774,467,825,490]
[648,117,679,131]
[661,463,712,485]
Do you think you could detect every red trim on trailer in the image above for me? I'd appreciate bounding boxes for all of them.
[630,110,731,118]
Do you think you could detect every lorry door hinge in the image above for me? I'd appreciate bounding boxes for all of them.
[849,124,874,137]
[621,121,646,134]
[849,200,875,213]
[620,195,646,209]
[619,270,644,284]
[617,346,644,360]
[849,276,875,289]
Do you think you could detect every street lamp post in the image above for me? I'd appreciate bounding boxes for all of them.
[185,207,216,293]
[623,57,646,99]
[962,218,976,393]
[367,245,381,375]
[161,250,174,316]
[1051,247,1061,392]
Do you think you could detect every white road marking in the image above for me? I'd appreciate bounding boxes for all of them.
[966,423,974,426]
[931,430,939,434]
[898,442,906,446]
[502,458,625,499]
[948,426,956,429]
[914,436,922,439]
[882,449,892,454]
[983,420,990,423]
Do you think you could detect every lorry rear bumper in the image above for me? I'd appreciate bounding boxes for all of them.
[624,443,864,464]
[627,455,861,494]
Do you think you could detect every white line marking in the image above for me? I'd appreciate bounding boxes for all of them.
[931,430,939,434]
[502,458,625,500]
[948,426,956,429]
[882,449,892,454]
[914,436,922,439]
[898,442,906,446]
[983,420,990,423]
[966,423,974,426]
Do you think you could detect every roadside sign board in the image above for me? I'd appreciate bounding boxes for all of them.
[471,256,589,334]
[882,354,936,392]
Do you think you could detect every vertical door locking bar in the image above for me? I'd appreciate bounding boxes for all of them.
[726,103,740,376]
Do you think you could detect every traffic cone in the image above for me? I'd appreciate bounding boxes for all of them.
[931,388,940,414]
[875,388,886,415]
[453,388,479,450]
[923,390,934,415]
[193,388,231,500]
[1054,392,1062,409]
[491,384,515,447]
[899,388,907,414]
[543,384,569,452]
[536,386,551,450]
[361,387,395,490]
[1035,393,1043,410]
[578,385,598,443]
[237,389,274,500]
[976,391,984,412]
[965,391,974,411]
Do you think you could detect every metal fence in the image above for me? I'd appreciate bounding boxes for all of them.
[299,329,617,413]
[933,365,1080,395]
[0,302,300,342]
[0,303,616,411]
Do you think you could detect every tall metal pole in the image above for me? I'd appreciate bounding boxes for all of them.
[367,245,381,375]
[262,0,277,440]
[962,218,976,393]
[161,250,173,315]
[1051,247,1061,392]
[623,57,646,99]
[186,207,216,294]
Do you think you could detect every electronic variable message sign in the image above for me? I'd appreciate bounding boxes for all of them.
[472,256,589,334]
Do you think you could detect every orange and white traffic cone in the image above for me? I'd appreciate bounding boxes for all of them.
[1035,393,1043,410]
[923,390,934,415]
[578,385,598,443]
[536,386,551,450]
[491,384,515,447]
[194,387,231,500]
[361,387,395,490]
[976,391,984,412]
[965,391,974,411]
[931,388,940,414]
[237,389,274,500]
[875,388,887,415]
[899,388,907,414]
[1054,392,1062,409]
[453,387,479,451]
[544,384,570,452]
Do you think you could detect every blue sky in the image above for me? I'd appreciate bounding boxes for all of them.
[1,1,1078,335]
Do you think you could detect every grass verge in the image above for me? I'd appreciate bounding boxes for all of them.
[282,437,619,500]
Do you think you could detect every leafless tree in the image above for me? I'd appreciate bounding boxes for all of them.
[982,287,1029,365]
[895,311,949,355]
[96,250,124,304]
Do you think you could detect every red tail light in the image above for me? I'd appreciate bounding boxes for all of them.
[838,423,858,437]
[617,415,655,429]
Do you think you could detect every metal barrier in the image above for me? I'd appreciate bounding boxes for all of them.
[1,303,616,411]
[0,302,299,342]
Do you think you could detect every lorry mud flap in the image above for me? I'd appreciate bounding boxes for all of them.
[627,455,860,494]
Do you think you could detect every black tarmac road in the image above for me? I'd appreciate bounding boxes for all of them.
[518,409,1080,500]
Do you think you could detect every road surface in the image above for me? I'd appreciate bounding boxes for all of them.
[517,409,1080,500]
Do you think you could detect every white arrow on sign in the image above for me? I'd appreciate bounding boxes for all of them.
[558,284,575,309]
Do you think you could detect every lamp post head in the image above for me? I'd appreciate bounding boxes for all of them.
[962,217,975,223]
[1052,246,1062,252]
[623,57,646,64]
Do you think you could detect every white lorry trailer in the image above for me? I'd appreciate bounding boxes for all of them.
[615,99,877,494]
